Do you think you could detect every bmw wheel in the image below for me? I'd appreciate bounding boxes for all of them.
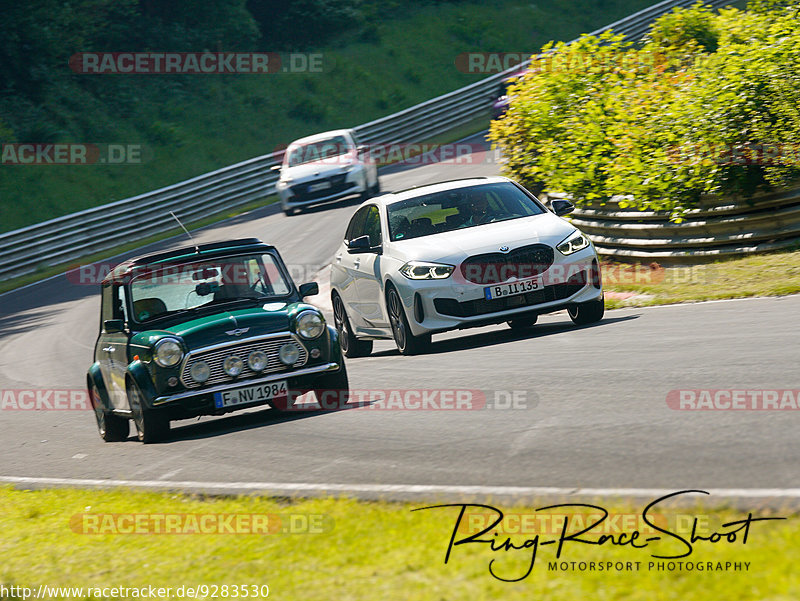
[568,297,605,326]
[387,286,431,355]
[332,293,373,357]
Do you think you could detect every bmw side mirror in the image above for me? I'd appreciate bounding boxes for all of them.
[104,319,125,333]
[551,199,575,216]
[270,165,281,171]
[347,235,372,254]
[299,282,319,297]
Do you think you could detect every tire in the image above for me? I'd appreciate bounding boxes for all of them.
[283,206,296,216]
[386,286,431,355]
[127,381,169,444]
[332,293,373,358]
[568,297,605,326]
[314,363,350,410]
[371,178,381,195]
[268,392,299,412]
[90,384,129,442]
[507,315,538,330]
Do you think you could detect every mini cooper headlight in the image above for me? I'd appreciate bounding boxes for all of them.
[153,338,183,367]
[399,261,455,280]
[223,355,244,377]
[278,343,300,365]
[557,231,591,255]
[248,350,269,372]
[190,361,210,383]
[296,311,324,339]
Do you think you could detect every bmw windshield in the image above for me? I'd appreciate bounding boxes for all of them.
[387,182,546,242]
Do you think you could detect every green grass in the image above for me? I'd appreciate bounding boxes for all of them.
[601,250,800,309]
[0,486,797,600]
[0,0,656,234]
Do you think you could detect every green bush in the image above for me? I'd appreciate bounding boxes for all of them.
[489,3,800,219]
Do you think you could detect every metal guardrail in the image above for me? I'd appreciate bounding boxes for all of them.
[567,187,800,262]
[0,0,738,281]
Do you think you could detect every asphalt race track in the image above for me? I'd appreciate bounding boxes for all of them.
[1,133,798,497]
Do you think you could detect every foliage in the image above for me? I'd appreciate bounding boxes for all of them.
[489,3,800,218]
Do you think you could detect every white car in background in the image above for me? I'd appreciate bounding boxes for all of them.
[273,129,380,216]
[329,177,604,355]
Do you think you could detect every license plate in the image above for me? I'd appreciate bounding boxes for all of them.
[214,381,288,409]
[485,277,542,300]
[308,181,331,192]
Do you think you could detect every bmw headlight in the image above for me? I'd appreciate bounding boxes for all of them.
[296,311,324,339]
[399,261,455,280]
[153,338,184,367]
[557,231,591,255]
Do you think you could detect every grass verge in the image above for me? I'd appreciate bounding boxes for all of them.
[601,250,800,309]
[0,486,797,600]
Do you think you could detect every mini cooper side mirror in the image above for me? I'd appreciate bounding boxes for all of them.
[347,235,372,254]
[299,282,319,297]
[551,199,575,216]
[104,319,125,333]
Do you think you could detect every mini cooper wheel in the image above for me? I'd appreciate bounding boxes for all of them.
[333,293,373,357]
[568,297,605,326]
[90,384,129,442]
[127,381,169,444]
[314,363,350,410]
[507,315,538,330]
[387,287,431,355]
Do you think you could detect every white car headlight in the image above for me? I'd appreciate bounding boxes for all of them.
[296,311,324,339]
[399,261,455,280]
[154,338,184,367]
[557,232,591,255]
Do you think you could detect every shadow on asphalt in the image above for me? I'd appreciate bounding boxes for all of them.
[369,314,641,357]
[163,397,378,443]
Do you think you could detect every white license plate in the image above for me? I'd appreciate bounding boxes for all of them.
[484,277,542,300]
[308,181,331,192]
[214,381,288,409]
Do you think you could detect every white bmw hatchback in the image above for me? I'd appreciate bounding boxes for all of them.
[274,129,380,216]
[329,177,604,355]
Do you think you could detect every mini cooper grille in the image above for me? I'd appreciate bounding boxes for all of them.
[434,272,587,318]
[181,335,308,388]
[460,244,555,285]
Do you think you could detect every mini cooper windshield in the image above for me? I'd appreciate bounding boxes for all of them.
[128,253,292,324]
[387,181,546,241]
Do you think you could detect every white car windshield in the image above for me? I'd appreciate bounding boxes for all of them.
[387,182,546,241]
[287,136,350,167]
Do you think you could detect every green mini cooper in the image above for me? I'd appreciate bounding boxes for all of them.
[87,238,347,443]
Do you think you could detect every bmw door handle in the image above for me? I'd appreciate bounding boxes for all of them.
[335,254,342,263]
[103,346,115,352]
[353,259,361,268]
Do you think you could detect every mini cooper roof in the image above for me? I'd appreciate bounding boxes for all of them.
[101,238,277,285]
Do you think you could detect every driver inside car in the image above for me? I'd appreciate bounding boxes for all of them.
[463,192,499,226]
